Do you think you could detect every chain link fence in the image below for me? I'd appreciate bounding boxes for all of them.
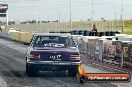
[6,20,123,32]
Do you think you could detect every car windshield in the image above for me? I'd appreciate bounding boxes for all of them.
[33,36,76,47]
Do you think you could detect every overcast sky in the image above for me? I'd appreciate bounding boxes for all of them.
[0,0,132,21]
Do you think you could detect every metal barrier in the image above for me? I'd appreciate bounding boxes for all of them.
[74,35,132,67]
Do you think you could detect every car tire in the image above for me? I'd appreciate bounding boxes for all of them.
[68,66,78,77]
[26,62,29,73]
[26,64,38,77]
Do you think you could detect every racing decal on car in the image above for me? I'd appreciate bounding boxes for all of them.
[49,55,62,61]
[43,43,65,47]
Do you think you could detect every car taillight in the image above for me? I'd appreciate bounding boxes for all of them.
[29,53,40,59]
[70,55,80,61]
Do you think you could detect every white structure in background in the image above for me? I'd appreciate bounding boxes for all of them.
[0,4,8,26]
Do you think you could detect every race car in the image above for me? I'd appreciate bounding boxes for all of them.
[26,33,81,76]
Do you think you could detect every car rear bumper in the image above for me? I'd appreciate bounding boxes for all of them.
[27,61,81,65]
[27,61,80,72]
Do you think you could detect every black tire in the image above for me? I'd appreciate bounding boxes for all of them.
[68,66,78,77]
[26,62,28,73]
[26,64,39,77]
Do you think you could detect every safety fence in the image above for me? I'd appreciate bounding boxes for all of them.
[6,20,123,32]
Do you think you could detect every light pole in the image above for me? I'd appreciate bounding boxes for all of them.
[115,11,117,31]
[69,0,72,31]
[58,12,61,32]
[91,0,94,28]
[58,0,61,32]
[121,0,124,34]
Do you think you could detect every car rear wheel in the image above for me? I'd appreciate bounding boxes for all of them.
[68,66,78,77]
[26,62,28,73]
[26,63,39,77]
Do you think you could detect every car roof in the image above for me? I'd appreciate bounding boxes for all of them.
[33,33,71,37]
